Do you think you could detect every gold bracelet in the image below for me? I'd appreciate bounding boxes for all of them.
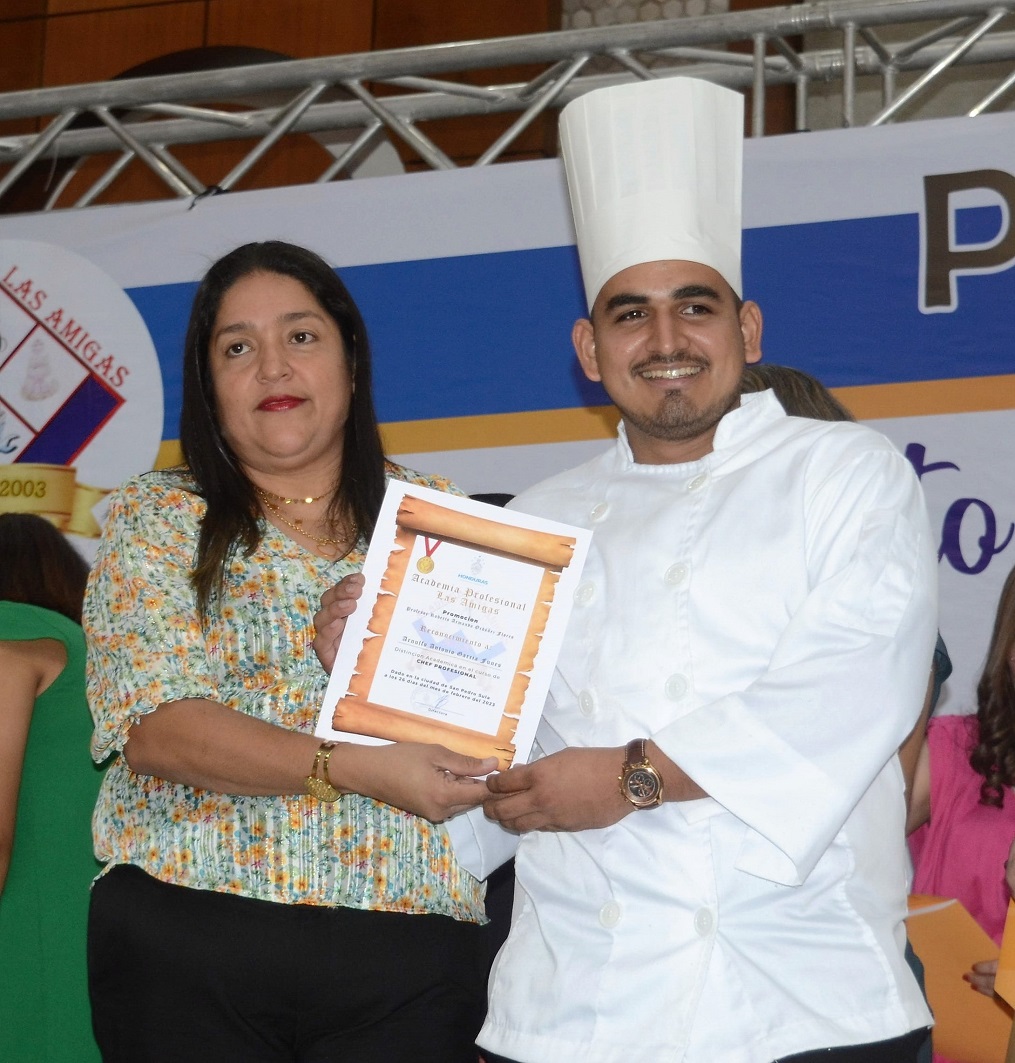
[305,740,341,802]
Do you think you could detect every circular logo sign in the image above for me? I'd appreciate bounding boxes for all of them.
[0,239,164,557]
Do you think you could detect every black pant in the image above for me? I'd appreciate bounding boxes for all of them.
[483,1028,930,1063]
[775,1029,930,1062]
[89,865,487,1063]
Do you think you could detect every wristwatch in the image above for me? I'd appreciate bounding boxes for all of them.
[305,740,341,802]
[618,739,663,809]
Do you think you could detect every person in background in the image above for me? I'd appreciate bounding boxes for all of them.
[0,512,103,1062]
[84,240,495,1063]
[739,363,855,422]
[909,562,1015,1001]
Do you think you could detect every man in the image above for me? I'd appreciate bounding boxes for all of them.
[475,77,937,1063]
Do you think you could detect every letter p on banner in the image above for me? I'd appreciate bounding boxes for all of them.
[921,169,1015,313]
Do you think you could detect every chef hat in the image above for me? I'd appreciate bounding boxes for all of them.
[559,76,745,310]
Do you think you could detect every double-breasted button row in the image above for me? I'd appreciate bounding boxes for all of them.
[596,900,714,937]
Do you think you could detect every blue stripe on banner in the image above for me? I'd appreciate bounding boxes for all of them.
[744,208,1014,387]
[955,203,1003,245]
[127,213,1014,442]
[126,247,599,439]
[343,247,598,422]
[125,280,193,436]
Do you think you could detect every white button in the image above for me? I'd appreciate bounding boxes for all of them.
[688,473,707,491]
[590,502,610,522]
[599,900,621,928]
[693,908,714,936]
[664,673,688,700]
[664,562,688,586]
[578,690,596,717]
[574,582,595,605]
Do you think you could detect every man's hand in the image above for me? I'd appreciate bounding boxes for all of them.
[483,747,632,833]
[312,573,365,673]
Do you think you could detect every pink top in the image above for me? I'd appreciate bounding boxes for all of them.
[909,713,1015,945]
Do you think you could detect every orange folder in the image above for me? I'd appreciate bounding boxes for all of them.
[992,900,1015,1063]
[909,897,1011,1063]
[907,894,1013,1063]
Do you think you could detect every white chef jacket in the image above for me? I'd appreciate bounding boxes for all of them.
[475,391,937,1063]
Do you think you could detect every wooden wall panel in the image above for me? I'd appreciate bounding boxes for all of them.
[206,0,375,58]
[1,1,46,19]
[45,0,155,13]
[372,0,560,48]
[0,18,45,137]
[0,18,45,94]
[42,1,206,85]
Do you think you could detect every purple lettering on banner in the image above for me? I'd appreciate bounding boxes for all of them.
[940,499,1014,575]
[904,443,1014,575]
[904,443,959,480]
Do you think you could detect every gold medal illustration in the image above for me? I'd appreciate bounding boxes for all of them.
[417,536,441,573]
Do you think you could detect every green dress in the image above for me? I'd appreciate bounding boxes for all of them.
[0,601,104,1062]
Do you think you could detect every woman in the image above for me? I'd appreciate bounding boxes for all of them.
[85,241,496,1062]
[0,512,102,1062]
[909,561,1015,997]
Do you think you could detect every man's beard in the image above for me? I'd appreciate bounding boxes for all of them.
[618,380,742,445]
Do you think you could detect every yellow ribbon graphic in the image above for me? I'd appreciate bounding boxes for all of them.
[0,463,111,537]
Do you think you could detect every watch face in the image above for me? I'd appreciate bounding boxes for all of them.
[625,768,660,802]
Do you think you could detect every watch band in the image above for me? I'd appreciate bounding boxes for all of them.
[626,738,649,768]
[305,740,341,802]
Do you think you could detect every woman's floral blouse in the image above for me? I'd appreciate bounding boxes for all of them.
[84,465,484,922]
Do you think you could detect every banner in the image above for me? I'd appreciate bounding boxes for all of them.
[1,109,1013,714]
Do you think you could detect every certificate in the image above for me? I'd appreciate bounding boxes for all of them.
[316,482,591,771]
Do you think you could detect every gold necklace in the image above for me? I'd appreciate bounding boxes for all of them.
[256,487,352,555]
[257,487,327,505]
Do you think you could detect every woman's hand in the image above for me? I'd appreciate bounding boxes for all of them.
[123,700,494,818]
[964,958,999,996]
[312,573,365,673]
[331,742,497,823]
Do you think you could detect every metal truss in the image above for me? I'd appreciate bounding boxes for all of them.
[1,0,1014,211]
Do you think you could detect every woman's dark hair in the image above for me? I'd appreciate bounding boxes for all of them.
[179,240,386,615]
[970,563,1015,806]
[741,364,855,423]
[0,513,89,623]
